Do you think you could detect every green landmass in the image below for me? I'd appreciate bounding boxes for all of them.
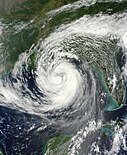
[91,63,123,111]
[0,149,3,155]
[45,135,71,155]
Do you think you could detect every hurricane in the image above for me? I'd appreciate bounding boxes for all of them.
[0,0,127,155]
